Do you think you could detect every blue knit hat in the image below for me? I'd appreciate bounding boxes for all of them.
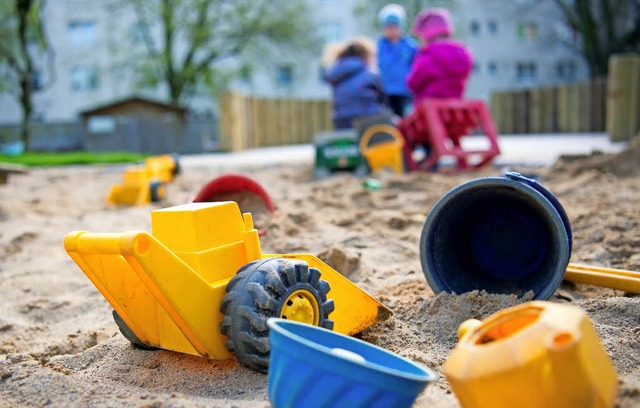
[378,4,406,27]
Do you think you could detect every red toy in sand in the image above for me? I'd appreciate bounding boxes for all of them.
[191,174,275,214]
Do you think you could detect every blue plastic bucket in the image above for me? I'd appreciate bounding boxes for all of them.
[419,172,572,300]
[267,318,436,408]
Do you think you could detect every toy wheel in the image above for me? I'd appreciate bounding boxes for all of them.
[170,153,181,176]
[149,181,164,202]
[353,163,370,177]
[112,310,158,350]
[220,258,335,372]
[313,167,332,180]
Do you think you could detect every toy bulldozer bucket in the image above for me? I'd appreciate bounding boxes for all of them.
[359,124,405,174]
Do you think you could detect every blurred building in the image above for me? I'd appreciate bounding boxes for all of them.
[456,0,589,98]
[0,0,588,125]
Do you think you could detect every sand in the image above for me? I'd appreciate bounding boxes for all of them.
[1,140,639,407]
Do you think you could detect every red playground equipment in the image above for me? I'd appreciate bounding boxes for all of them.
[398,99,501,171]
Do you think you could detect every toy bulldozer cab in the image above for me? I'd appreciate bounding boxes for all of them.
[65,202,390,372]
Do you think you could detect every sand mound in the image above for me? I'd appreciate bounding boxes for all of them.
[550,133,640,178]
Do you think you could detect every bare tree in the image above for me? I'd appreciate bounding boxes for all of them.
[552,0,640,76]
[0,0,54,150]
[128,0,318,104]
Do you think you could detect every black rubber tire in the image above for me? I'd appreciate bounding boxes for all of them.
[313,167,332,180]
[220,258,335,373]
[112,310,158,350]
[353,162,370,177]
[149,181,164,202]
[170,153,181,176]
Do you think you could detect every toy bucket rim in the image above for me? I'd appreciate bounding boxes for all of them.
[267,318,437,383]
[419,175,571,300]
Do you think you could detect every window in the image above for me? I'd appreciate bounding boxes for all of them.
[71,66,99,91]
[487,61,497,75]
[31,69,44,90]
[469,20,481,36]
[318,21,344,44]
[516,62,537,84]
[67,21,97,48]
[556,60,577,80]
[517,22,538,41]
[88,116,116,133]
[487,21,498,35]
[129,22,146,45]
[276,65,293,88]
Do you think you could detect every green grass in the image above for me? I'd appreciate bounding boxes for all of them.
[0,151,150,167]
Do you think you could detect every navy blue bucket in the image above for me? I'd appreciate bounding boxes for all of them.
[419,172,572,300]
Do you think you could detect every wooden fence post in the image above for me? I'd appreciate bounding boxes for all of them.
[490,93,503,133]
[590,78,607,132]
[322,100,333,130]
[529,88,543,134]
[556,85,567,132]
[606,54,640,141]
[578,82,591,132]
[218,91,249,151]
[218,92,232,151]
[514,91,529,133]
[504,93,515,134]
[491,92,514,134]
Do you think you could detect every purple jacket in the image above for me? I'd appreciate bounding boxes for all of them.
[406,40,473,103]
[324,57,387,127]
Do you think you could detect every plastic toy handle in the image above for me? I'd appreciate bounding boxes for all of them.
[359,124,404,153]
[564,263,640,294]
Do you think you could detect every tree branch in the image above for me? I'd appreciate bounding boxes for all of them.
[0,43,23,72]
[180,0,211,73]
[552,0,583,31]
[605,14,640,54]
[600,0,617,44]
[132,0,160,58]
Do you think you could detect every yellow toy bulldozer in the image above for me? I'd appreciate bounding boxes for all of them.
[106,154,180,206]
[64,202,390,372]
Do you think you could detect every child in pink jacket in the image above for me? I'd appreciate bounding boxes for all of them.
[406,8,473,104]
[402,8,473,170]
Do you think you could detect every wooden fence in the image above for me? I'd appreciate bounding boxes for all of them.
[491,54,640,139]
[490,78,608,135]
[218,92,333,151]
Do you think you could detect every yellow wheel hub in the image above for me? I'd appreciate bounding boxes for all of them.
[280,290,320,325]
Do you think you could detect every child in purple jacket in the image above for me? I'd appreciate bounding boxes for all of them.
[406,8,473,104]
[323,39,388,129]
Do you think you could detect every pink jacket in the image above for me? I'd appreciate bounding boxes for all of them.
[406,40,473,103]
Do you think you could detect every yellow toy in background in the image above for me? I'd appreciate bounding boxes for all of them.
[64,201,390,372]
[359,124,405,174]
[106,154,179,206]
[106,167,166,206]
[444,301,617,408]
[143,154,180,183]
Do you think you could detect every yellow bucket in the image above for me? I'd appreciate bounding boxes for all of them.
[359,124,405,174]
